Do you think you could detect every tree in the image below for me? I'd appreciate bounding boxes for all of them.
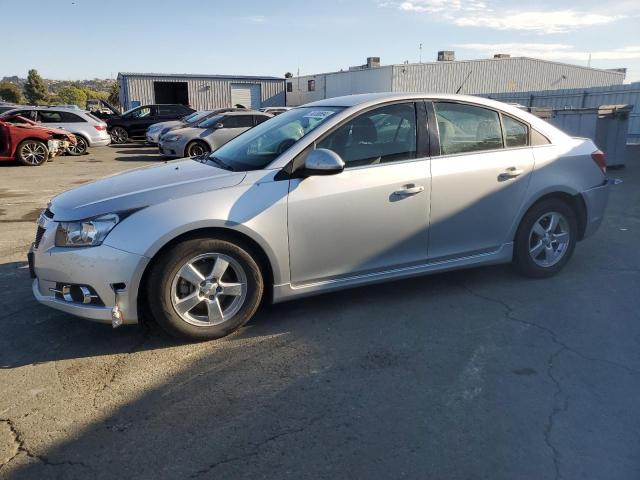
[0,81,23,103]
[24,69,49,105]
[56,85,88,108]
[107,81,120,108]
[284,72,293,78]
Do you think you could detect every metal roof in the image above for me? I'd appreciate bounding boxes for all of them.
[118,72,283,81]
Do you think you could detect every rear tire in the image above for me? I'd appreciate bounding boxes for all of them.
[15,140,48,166]
[513,198,578,278]
[185,140,210,158]
[147,237,264,340]
[110,126,128,144]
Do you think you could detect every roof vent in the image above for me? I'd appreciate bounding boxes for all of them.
[494,54,511,59]
[437,51,455,61]
[366,57,381,68]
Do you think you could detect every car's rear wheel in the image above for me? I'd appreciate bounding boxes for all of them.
[185,140,210,157]
[66,135,88,155]
[147,237,264,340]
[15,140,48,166]
[513,198,577,278]
[110,126,128,144]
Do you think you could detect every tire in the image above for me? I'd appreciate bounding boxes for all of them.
[15,140,48,166]
[185,140,210,158]
[513,198,578,278]
[147,237,264,340]
[66,135,89,155]
[110,126,128,144]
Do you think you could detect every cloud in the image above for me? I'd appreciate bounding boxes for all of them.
[385,1,623,34]
[457,43,640,62]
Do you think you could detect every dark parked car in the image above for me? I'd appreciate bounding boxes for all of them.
[107,104,195,144]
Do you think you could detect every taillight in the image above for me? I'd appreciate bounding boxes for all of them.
[591,150,606,174]
[94,125,107,131]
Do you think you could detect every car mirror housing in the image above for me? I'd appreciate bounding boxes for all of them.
[303,148,345,176]
[215,123,224,129]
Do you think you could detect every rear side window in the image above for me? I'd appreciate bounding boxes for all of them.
[60,112,86,122]
[502,115,528,147]
[38,111,63,123]
[158,105,185,116]
[254,115,270,125]
[434,102,503,155]
[222,115,253,128]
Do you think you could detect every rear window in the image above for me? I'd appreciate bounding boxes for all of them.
[86,112,103,123]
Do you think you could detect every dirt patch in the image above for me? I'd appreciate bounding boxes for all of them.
[0,189,29,199]
[20,208,43,222]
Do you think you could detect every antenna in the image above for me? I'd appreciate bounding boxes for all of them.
[455,69,473,94]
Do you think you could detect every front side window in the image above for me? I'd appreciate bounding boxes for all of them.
[503,115,528,147]
[206,106,342,171]
[434,102,503,155]
[317,103,417,168]
[126,107,152,119]
[38,111,63,123]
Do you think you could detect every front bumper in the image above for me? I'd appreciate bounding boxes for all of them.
[146,132,160,145]
[581,179,611,239]
[30,218,149,324]
[158,140,183,158]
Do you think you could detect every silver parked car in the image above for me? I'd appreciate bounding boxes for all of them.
[2,106,110,154]
[146,110,216,145]
[158,110,272,158]
[30,93,610,340]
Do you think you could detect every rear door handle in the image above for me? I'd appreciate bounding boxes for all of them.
[499,167,524,180]
[393,184,425,196]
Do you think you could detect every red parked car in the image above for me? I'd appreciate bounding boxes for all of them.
[0,114,76,166]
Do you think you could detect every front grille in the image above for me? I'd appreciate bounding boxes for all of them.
[34,226,45,248]
[43,208,54,219]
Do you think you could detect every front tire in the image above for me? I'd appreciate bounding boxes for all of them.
[15,140,48,166]
[147,237,264,340]
[66,135,89,155]
[185,140,210,157]
[513,198,578,278]
[110,126,128,144]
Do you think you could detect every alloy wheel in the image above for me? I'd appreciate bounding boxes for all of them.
[188,143,207,157]
[111,127,127,144]
[170,253,247,327]
[20,142,47,165]
[528,211,570,267]
[68,136,88,154]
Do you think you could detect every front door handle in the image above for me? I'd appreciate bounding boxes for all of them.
[393,184,425,196]
[499,167,524,181]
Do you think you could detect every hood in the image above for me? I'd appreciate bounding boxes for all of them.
[168,126,215,140]
[50,159,246,221]
[150,120,181,131]
[16,122,75,139]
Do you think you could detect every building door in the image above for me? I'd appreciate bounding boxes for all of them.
[230,84,261,109]
[153,81,189,106]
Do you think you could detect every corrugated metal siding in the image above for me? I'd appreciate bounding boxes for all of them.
[118,74,285,110]
[485,82,640,143]
[392,58,624,95]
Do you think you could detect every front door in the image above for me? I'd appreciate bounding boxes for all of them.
[287,102,431,285]
[428,101,535,261]
[128,106,157,136]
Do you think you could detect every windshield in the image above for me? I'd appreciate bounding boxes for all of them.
[197,114,225,128]
[184,111,212,124]
[204,106,343,171]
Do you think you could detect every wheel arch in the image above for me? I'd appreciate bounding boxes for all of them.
[514,190,587,242]
[137,226,276,322]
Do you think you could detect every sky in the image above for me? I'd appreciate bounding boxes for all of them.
[1,0,639,82]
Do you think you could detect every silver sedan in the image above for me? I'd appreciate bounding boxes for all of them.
[31,93,610,340]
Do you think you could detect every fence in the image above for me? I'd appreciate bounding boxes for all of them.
[484,82,640,143]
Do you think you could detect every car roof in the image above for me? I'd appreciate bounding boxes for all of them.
[224,110,271,116]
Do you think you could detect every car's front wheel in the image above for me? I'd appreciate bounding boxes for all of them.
[110,126,129,144]
[147,237,264,340]
[513,198,578,278]
[185,140,210,157]
[15,140,49,166]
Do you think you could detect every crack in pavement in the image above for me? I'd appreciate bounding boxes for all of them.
[543,348,569,480]
[190,415,324,478]
[0,418,89,472]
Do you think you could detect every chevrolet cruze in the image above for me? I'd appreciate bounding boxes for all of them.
[30,93,610,340]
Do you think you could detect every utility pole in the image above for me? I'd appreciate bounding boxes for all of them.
[419,43,423,63]
[587,53,592,68]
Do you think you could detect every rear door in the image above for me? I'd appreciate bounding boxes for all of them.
[427,101,535,261]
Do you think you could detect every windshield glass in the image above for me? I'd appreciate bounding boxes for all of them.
[184,111,212,124]
[204,106,343,171]
[197,114,224,128]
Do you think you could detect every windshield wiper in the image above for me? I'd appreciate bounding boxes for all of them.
[207,156,234,171]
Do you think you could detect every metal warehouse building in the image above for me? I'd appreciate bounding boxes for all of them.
[117,73,285,111]
[286,54,626,106]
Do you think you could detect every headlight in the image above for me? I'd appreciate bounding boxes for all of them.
[55,213,120,247]
[164,134,181,142]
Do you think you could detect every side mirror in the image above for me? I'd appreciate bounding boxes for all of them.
[303,148,345,176]
[215,122,224,129]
